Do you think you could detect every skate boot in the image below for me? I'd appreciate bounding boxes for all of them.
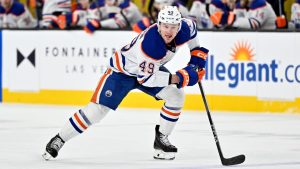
[42,134,65,160]
[153,125,177,160]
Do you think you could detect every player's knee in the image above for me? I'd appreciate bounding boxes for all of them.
[81,102,110,124]
[164,87,185,108]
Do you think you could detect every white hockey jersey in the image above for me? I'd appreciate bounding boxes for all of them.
[0,1,37,28]
[189,0,213,29]
[290,1,300,29]
[72,3,89,27]
[42,0,71,27]
[232,0,276,29]
[88,0,143,29]
[109,18,201,87]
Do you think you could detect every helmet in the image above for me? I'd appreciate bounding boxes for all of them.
[157,6,181,25]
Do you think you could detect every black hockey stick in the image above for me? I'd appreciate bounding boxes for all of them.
[198,82,245,166]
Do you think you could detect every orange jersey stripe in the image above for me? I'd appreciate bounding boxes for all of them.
[91,73,109,102]
[74,113,87,129]
[162,107,181,116]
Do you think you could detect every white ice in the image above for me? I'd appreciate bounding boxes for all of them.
[0,103,300,169]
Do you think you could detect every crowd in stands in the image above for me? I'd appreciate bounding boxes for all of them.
[0,0,299,31]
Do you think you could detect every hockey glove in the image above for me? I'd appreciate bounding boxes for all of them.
[84,19,100,34]
[210,11,236,27]
[176,66,205,88]
[276,16,287,29]
[189,47,209,69]
[132,17,151,33]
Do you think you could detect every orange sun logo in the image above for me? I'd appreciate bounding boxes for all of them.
[231,41,255,61]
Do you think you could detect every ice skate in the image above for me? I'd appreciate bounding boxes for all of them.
[42,134,65,160]
[153,125,177,160]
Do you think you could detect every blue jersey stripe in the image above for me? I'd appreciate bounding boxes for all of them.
[69,118,83,133]
[79,109,92,126]
[160,113,178,122]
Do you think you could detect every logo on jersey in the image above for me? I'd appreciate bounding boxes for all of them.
[17,49,35,67]
[105,90,112,97]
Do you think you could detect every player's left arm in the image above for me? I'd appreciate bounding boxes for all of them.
[185,18,209,70]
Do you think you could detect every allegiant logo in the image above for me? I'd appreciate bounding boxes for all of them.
[204,41,300,88]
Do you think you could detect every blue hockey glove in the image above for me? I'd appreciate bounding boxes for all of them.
[84,19,100,34]
[176,66,204,88]
[210,11,236,27]
[189,47,209,69]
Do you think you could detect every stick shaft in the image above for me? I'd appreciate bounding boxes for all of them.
[198,82,225,160]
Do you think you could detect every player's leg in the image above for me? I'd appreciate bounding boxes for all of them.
[138,84,184,160]
[154,85,184,160]
[42,102,110,160]
[43,69,136,160]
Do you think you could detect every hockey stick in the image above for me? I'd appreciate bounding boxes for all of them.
[198,82,245,166]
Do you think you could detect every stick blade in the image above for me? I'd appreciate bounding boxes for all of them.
[222,154,245,166]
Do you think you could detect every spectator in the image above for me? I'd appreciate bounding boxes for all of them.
[290,0,300,28]
[84,0,145,33]
[189,0,213,29]
[41,0,71,28]
[0,0,37,28]
[210,0,277,30]
[56,0,90,29]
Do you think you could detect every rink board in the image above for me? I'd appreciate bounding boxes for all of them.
[1,30,300,112]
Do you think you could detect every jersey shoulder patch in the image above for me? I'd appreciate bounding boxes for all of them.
[249,0,266,10]
[175,20,191,46]
[10,2,25,16]
[141,25,167,60]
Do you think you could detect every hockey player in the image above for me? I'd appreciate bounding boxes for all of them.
[56,0,90,29]
[290,0,300,29]
[189,0,213,29]
[42,6,208,160]
[41,0,71,28]
[0,0,37,28]
[84,0,144,33]
[210,0,277,29]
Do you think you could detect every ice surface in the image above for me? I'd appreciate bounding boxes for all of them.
[0,103,299,169]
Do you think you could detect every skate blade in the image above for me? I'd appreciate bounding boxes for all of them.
[42,151,53,161]
[153,149,175,160]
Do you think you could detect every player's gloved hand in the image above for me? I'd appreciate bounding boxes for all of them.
[276,15,287,29]
[84,19,100,34]
[132,17,151,33]
[176,66,205,88]
[57,12,73,29]
[189,47,209,69]
[210,11,236,27]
